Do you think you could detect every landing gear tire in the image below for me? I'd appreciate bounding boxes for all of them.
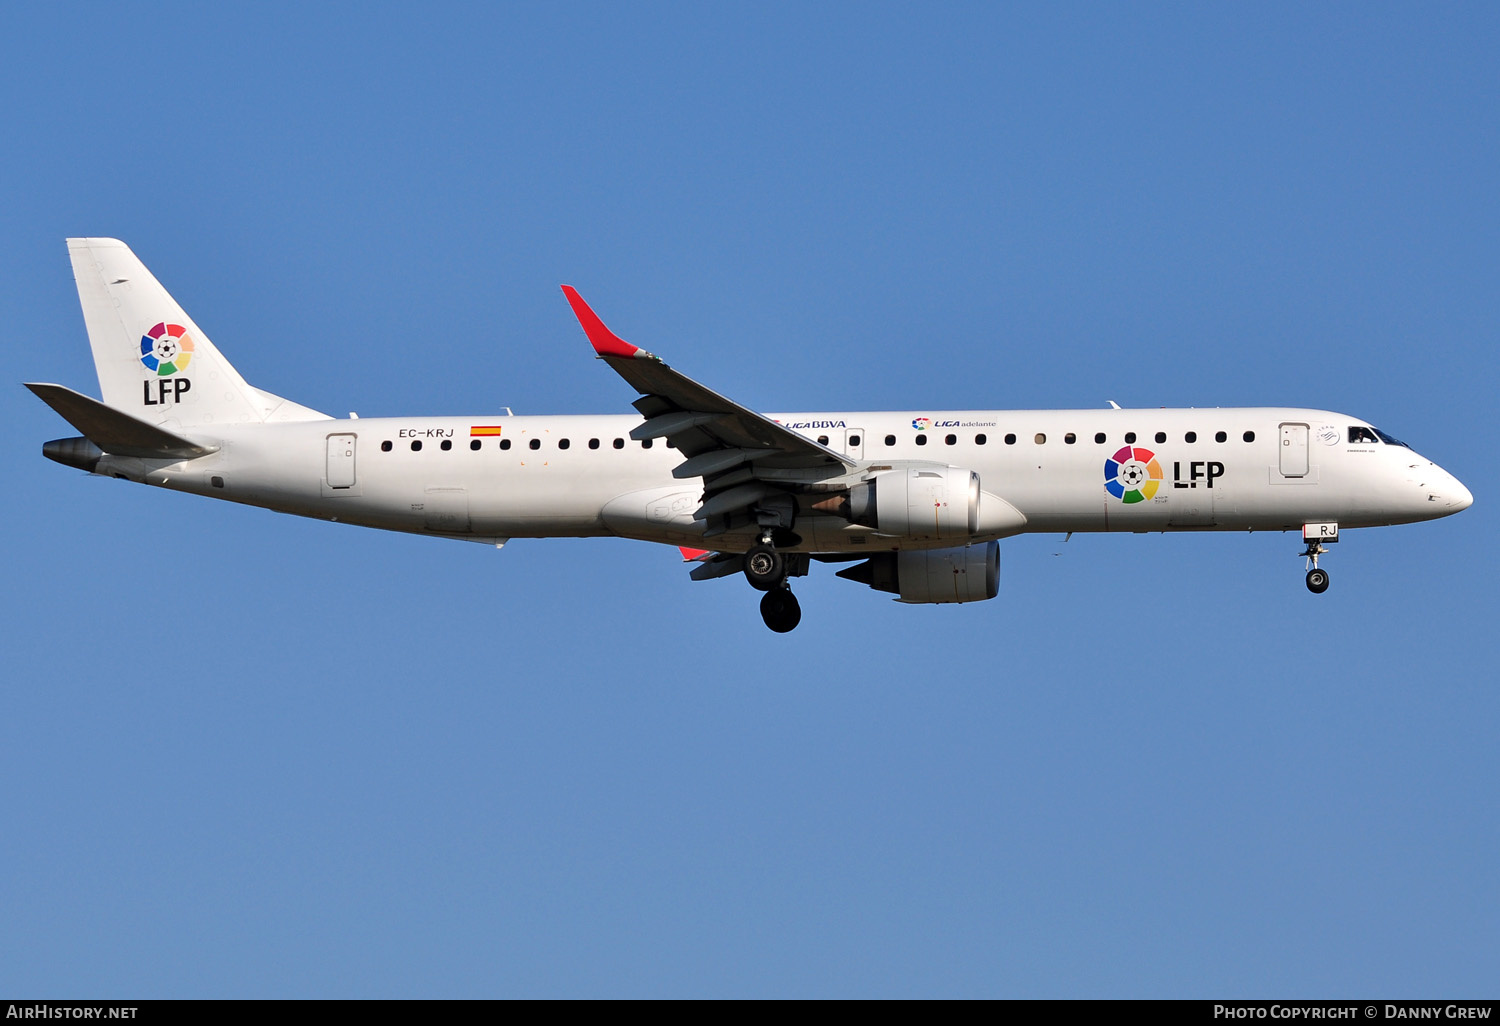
[1306,568,1330,594]
[760,587,801,633]
[744,543,785,592]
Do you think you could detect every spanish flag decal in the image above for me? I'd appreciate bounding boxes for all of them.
[470,425,505,437]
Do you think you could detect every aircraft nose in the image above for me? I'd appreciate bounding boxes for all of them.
[1428,465,1473,512]
[1449,476,1473,512]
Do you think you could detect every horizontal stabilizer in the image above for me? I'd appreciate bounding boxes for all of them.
[689,554,745,581]
[25,383,217,459]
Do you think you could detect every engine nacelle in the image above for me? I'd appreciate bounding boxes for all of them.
[835,541,1000,604]
[847,467,979,541]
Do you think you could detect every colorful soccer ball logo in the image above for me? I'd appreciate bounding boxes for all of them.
[140,322,195,376]
[1104,445,1163,504]
[912,417,931,431]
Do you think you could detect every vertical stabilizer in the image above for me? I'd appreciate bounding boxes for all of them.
[66,238,327,427]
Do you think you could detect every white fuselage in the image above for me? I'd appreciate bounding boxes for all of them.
[90,407,1473,552]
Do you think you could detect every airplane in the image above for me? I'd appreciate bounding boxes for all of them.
[29,238,1473,633]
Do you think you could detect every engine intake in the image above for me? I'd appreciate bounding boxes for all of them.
[835,542,1000,604]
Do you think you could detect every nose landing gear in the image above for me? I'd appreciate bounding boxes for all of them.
[1305,564,1330,594]
[1299,522,1338,594]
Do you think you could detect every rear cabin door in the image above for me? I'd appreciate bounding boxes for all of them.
[326,433,357,489]
[1279,422,1309,478]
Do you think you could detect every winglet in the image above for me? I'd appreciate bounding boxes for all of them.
[560,286,654,359]
[678,546,712,562]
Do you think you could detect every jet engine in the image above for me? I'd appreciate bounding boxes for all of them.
[835,541,1000,603]
[808,468,1027,541]
[809,467,977,540]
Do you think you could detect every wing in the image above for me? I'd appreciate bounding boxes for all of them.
[562,287,856,535]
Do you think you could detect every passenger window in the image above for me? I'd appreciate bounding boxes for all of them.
[1243,431,1256,442]
[945,434,956,445]
[975,434,987,445]
[589,438,600,449]
[1348,426,1379,444]
[1185,431,1196,443]
[558,438,570,450]
[1124,432,1136,444]
[529,438,540,450]
[410,440,422,452]
[884,434,896,446]
[1005,433,1016,445]
[641,439,653,449]
[381,440,393,452]
[613,438,624,449]
[1064,432,1076,444]
[817,435,829,446]
[848,435,861,447]
[1095,433,1106,444]
[441,439,452,451]
[1034,433,1046,444]
[469,439,481,451]
[1154,432,1166,444]
[915,435,928,446]
[1215,431,1227,442]
[500,439,511,450]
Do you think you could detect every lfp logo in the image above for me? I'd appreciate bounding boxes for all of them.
[1104,445,1163,504]
[139,321,195,406]
[140,322,195,375]
[912,417,931,431]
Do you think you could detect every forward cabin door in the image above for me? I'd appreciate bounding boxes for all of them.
[326,433,357,489]
[1279,422,1309,478]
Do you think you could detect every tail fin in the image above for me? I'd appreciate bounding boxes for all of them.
[66,238,328,427]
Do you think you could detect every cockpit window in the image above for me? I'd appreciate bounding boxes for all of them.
[1373,427,1408,448]
[1348,426,1380,444]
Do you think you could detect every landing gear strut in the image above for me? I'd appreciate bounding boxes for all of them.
[760,587,801,633]
[1301,541,1331,594]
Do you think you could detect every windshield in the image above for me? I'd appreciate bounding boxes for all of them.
[1373,427,1409,448]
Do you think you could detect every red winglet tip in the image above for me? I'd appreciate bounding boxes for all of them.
[678,546,712,562]
[560,285,640,358]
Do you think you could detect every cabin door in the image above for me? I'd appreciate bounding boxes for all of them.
[326,434,357,489]
[1279,422,1309,478]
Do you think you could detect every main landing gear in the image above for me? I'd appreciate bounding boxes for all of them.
[745,537,801,632]
[743,542,784,592]
[760,587,801,633]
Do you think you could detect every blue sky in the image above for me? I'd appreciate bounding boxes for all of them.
[2,2,1496,997]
